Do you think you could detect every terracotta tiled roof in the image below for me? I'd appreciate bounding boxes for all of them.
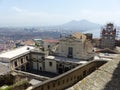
[43,39,59,43]
[24,40,35,45]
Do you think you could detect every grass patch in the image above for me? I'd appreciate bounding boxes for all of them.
[0,79,29,90]
[0,86,13,90]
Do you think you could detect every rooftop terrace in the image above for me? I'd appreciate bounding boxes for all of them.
[0,46,35,60]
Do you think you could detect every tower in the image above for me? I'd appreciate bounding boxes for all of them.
[100,23,116,49]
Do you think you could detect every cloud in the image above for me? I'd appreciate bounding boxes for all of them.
[1,7,120,26]
[12,6,24,12]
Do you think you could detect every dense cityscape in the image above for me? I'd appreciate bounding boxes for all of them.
[0,0,120,90]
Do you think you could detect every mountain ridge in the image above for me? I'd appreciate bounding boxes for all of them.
[58,19,101,31]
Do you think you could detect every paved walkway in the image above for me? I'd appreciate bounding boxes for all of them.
[66,54,120,90]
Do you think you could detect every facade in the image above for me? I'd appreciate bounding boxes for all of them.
[0,32,94,74]
[31,60,107,90]
[0,46,35,71]
[54,33,93,59]
[100,23,116,49]
[44,33,94,74]
[45,56,81,74]
[30,50,45,71]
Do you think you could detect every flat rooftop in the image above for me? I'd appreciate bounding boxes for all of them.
[0,46,35,59]
[45,56,88,64]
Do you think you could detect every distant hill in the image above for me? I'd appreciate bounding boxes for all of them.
[0,19,102,38]
[58,19,101,32]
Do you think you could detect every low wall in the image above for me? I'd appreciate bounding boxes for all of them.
[30,60,107,90]
[13,70,49,81]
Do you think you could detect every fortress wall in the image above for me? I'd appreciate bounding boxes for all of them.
[31,60,107,90]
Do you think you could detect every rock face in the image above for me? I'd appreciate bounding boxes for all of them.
[66,55,120,90]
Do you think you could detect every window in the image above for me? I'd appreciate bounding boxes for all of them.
[105,32,108,34]
[110,37,113,39]
[14,61,17,67]
[83,70,87,77]
[79,76,82,80]
[26,56,29,60]
[63,80,65,84]
[41,87,43,90]
[72,66,75,68]
[41,57,45,60]
[49,62,52,67]
[48,45,50,48]
[40,67,42,71]
[53,83,55,87]
[47,85,50,89]
[21,58,23,63]
[105,37,107,39]
[68,47,73,58]
[74,76,76,79]
[66,78,69,82]
[58,81,60,85]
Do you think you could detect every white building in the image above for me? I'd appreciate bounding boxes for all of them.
[44,33,94,74]
[30,50,45,71]
[0,46,35,70]
[0,33,94,74]
[54,33,93,59]
[45,56,88,74]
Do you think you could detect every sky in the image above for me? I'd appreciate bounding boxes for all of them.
[0,0,120,26]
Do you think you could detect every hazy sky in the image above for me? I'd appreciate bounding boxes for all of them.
[0,0,120,26]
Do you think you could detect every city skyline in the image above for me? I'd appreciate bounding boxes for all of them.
[0,0,120,26]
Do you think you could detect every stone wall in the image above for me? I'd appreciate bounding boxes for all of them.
[13,70,49,81]
[66,55,120,90]
[30,60,107,90]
